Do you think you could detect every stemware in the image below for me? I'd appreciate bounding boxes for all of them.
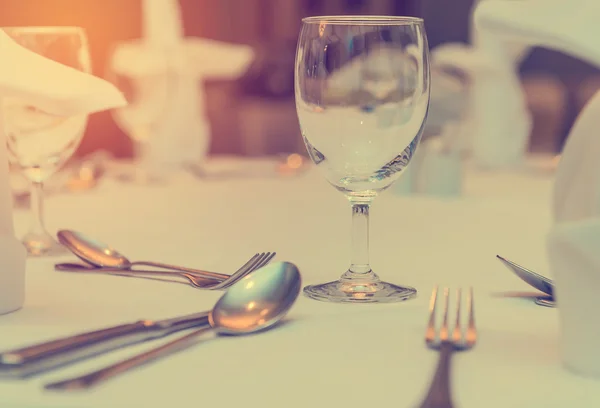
[295,16,430,303]
[1,26,91,256]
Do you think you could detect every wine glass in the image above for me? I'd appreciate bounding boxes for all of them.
[1,26,91,256]
[295,16,430,303]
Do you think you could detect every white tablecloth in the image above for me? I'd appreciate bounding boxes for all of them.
[1,158,598,408]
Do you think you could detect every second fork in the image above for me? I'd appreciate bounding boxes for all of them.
[55,252,276,290]
[418,286,477,408]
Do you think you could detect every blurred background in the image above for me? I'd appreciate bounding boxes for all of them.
[2,0,599,159]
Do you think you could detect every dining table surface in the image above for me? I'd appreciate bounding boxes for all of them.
[1,155,598,408]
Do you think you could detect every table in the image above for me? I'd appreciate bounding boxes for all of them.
[1,158,598,408]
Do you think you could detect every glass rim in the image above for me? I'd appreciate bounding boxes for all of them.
[302,15,424,26]
[1,26,84,34]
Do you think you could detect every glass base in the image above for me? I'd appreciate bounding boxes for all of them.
[22,232,68,257]
[303,279,417,304]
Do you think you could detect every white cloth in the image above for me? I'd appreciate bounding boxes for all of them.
[142,0,183,48]
[553,91,600,222]
[547,218,600,377]
[0,29,125,315]
[0,31,126,116]
[473,0,600,68]
[431,0,533,169]
[112,0,254,167]
[548,90,600,377]
[2,158,598,407]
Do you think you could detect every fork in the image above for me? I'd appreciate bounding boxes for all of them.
[418,286,477,408]
[55,252,264,280]
[56,252,276,290]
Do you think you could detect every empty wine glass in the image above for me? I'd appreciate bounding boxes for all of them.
[295,16,430,303]
[1,26,91,256]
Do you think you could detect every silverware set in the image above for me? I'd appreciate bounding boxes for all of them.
[0,223,551,396]
[0,262,301,390]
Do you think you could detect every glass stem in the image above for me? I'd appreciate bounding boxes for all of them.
[343,203,378,282]
[29,181,46,235]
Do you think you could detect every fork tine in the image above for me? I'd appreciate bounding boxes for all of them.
[439,288,450,342]
[452,288,462,343]
[231,252,266,277]
[253,252,276,271]
[244,252,267,273]
[202,253,265,290]
[236,252,275,279]
[425,286,438,344]
[466,287,477,346]
[233,253,261,275]
[219,252,275,289]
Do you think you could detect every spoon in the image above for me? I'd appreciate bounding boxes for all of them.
[0,261,301,380]
[57,230,228,281]
[496,255,556,307]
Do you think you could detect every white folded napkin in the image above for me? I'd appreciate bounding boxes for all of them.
[111,0,254,167]
[547,217,600,377]
[0,31,126,116]
[430,41,531,165]
[547,82,600,377]
[553,91,600,222]
[142,0,183,48]
[0,29,126,315]
[471,0,600,220]
[430,0,535,169]
[468,0,600,170]
[473,0,600,68]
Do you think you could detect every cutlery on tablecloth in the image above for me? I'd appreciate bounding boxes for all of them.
[417,286,477,408]
[57,229,230,280]
[44,261,301,390]
[496,255,556,307]
[55,252,276,291]
[0,262,299,380]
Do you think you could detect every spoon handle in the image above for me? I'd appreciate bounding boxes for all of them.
[55,262,221,284]
[45,326,213,391]
[131,261,229,280]
[0,312,210,379]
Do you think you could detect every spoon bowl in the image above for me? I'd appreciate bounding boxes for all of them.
[211,261,301,334]
[57,230,130,268]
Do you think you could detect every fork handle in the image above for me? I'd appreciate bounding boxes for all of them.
[419,343,455,408]
[130,261,228,280]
